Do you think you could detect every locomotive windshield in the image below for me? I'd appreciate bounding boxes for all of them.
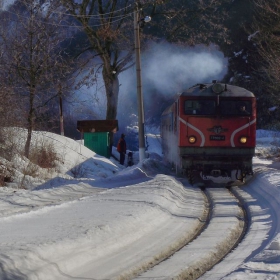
[184,100,216,115]
[184,99,252,116]
[220,100,252,116]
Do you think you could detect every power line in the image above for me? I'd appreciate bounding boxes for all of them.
[3,0,133,19]
[53,4,133,18]
[2,9,134,29]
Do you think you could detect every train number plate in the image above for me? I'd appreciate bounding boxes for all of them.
[210,135,225,141]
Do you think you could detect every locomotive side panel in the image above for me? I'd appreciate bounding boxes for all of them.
[161,103,180,170]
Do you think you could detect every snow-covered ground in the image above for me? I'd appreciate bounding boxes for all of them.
[0,128,279,279]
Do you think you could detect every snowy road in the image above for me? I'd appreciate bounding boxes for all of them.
[1,170,279,280]
[0,175,206,280]
[72,176,205,280]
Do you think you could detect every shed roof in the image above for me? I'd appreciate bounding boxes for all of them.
[77,120,118,133]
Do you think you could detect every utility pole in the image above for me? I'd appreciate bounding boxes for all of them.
[134,2,150,162]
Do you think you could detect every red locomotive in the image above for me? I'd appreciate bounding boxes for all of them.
[161,81,256,186]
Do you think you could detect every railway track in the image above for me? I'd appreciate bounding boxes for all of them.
[133,185,249,280]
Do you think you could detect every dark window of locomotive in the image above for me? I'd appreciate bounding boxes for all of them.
[184,100,216,115]
[220,100,252,116]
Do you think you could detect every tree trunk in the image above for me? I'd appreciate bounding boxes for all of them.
[24,90,35,158]
[103,69,120,120]
[24,126,32,159]
[102,67,120,154]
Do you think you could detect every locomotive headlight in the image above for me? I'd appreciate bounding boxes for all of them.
[240,136,247,144]
[188,136,196,144]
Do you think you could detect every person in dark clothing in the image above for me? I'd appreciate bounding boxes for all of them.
[117,133,127,165]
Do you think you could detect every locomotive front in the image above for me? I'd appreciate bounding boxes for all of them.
[161,82,256,186]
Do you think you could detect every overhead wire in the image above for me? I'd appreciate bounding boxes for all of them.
[49,4,133,18]
[1,1,134,19]
[2,8,134,29]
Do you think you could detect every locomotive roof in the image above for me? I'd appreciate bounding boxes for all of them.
[180,83,255,98]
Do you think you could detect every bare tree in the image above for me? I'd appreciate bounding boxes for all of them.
[150,0,232,46]
[0,0,76,158]
[250,0,280,90]
[61,0,141,121]
[241,0,280,128]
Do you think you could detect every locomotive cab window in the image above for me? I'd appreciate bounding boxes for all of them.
[184,100,216,115]
[220,100,252,116]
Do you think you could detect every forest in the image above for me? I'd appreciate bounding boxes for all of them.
[0,0,280,158]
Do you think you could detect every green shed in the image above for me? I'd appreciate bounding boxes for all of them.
[77,120,118,158]
[84,132,110,158]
